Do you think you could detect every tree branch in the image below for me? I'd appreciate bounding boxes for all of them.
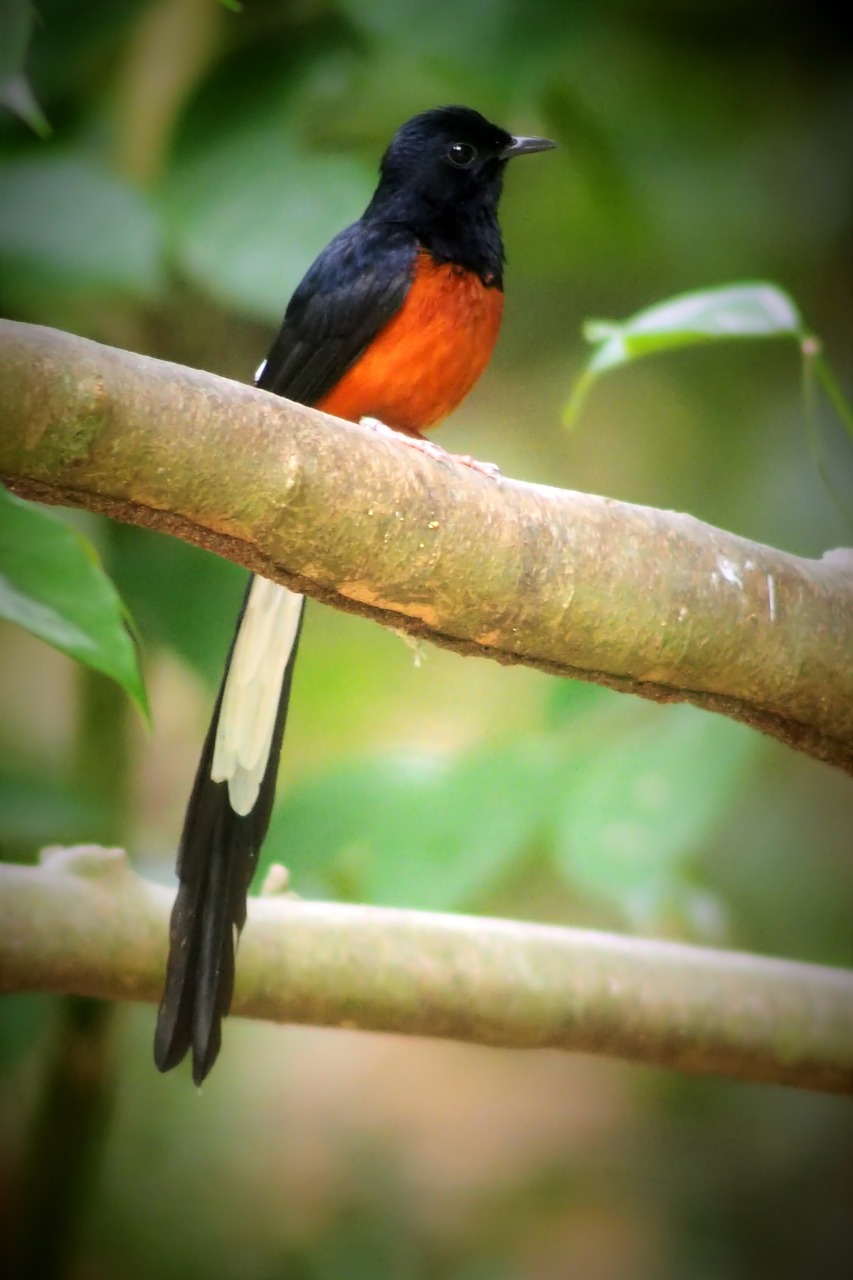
[1,319,852,771]
[2,847,852,1095]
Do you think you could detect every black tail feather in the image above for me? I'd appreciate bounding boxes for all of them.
[154,578,305,1083]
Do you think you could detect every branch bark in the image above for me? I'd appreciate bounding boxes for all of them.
[2,847,852,1095]
[1,318,852,771]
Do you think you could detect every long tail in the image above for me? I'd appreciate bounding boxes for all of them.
[154,575,305,1084]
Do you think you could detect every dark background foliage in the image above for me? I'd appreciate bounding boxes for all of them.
[1,1,852,1276]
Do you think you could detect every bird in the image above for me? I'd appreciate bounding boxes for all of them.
[153,105,555,1085]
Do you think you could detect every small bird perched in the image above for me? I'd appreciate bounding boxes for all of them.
[154,105,555,1084]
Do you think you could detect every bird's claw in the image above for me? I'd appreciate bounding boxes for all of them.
[359,417,501,478]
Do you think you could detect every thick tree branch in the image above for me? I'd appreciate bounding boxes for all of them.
[1,319,852,771]
[1,847,852,1095]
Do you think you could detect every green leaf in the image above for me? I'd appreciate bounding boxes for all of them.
[566,282,804,426]
[807,347,853,446]
[553,705,762,927]
[360,742,548,910]
[0,72,50,137]
[262,754,435,900]
[0,0,50,136]
[0,152,163,298]
[801,342,853,525]
[0,0,32,82]
[263,696,764,926]
[0,487,148,718]
[262,740,551,911]
[164,117,374,321]
[109,525,244,685]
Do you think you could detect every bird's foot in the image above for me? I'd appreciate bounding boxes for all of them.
[360,417,500,478]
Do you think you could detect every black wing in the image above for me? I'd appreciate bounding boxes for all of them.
[257,219,416,405]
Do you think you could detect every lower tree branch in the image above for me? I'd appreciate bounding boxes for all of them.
[1,320,852,772]
[2,847,852,1096]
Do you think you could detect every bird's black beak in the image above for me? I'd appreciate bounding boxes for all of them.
[500,134,556,159]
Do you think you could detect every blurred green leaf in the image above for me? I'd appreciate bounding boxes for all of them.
[0,487,148,718]
[264,754,429,899]
[0,72,50,137]
[0,152,163,298]
[265,695,766,931]
[109,525,244,685]
[17,0,149,107]
[802,343,853,525]
[806,347,853,445]
[0,0,33,81]
[335,0,582,85]
[337,0,513,67]
[164,116,375,321]
[566,282,804,426]
[0,0,49,136]
[554,706,762,926]
[263,740,551,911]
[360,742,548,910]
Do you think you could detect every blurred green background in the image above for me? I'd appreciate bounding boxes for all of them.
[1,1,852,1277]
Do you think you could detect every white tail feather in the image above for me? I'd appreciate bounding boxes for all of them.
[211,577,303,816]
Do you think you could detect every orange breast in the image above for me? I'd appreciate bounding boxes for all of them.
[315,250,504,435]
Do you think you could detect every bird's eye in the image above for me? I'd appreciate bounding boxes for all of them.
[446,141,477,168]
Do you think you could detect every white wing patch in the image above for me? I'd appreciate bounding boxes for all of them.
[254,358,267,384]
[211,578,303,816]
